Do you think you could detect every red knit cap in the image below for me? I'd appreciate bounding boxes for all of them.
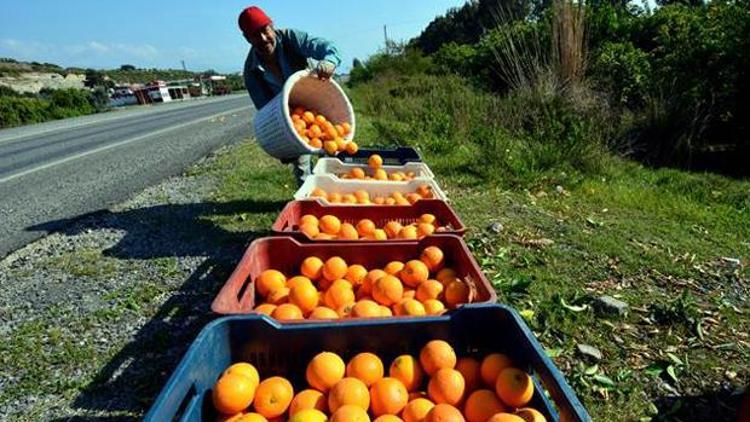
[238,6,272,34]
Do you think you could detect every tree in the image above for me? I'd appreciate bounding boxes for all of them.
[120,64,136,71]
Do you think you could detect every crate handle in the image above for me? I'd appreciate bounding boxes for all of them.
[145,380,198,421]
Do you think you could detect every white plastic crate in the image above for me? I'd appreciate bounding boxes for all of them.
[253,70,355,160]
[312,158,436,181]
[294,174,448,205]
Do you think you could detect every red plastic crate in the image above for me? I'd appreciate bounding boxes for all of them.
[271,199,467,242]
[211,235,497,316]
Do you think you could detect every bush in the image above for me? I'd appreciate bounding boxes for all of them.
[0,88,103,128]
[432,42,478,77]
[348,49,432,88]
[590,41,652,108]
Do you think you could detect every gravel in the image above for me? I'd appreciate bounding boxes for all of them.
[0,144,249,420]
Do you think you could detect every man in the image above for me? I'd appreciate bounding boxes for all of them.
[239,6,342,186]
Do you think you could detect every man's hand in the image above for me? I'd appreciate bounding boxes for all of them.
[316,60,336,80]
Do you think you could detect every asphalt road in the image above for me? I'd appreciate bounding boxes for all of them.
[0,94,254,258]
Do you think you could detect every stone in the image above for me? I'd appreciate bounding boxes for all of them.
[594,295,629,317]
[488,222,504,233]
[576,344,602,361]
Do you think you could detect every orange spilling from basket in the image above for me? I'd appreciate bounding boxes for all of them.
[297,214,446,241]
[290,105,358,155]
[211,340,547,422]
[253,246,475,320]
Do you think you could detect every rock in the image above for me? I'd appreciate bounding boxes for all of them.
[488,222,504,233]
[594,295,629,317]
[720,257,741,268]
[576,344,602,361]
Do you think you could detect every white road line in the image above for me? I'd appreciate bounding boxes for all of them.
[0,95,248,144]
[0,105,249,184]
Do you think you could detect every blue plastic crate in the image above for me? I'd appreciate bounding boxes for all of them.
[341,146,423,165]
[145,304,591,421]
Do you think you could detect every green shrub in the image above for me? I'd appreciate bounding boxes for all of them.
[431,42,478,77]
[348,49,432,87]
[590,41,652,107]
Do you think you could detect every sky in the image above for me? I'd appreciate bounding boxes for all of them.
[0,0,467,74]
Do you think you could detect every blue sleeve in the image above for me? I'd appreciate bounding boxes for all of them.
[243,51,270,110]
[286,29,342,66]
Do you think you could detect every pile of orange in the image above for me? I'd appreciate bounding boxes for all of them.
[290,106,358,155]
[308,184,434,206]
[297,214,446,241]
[339,154,419,182]
[213,340,547,422]
[253,246,474,320]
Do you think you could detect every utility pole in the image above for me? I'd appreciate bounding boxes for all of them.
[181,60,187,72]
[383,25,389,54]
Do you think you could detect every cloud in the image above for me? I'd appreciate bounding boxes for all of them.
[0,38,159,63]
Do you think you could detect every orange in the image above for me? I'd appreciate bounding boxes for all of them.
[384,221,403,239]
[398,226,418,240]
[323,256,348,281]
[406,193,422,205]
[310,187,327,198]
[235,413,267,422]
[255,303,277,316]
[308,306,339,319]
[300,256,323,280]
[397,298,426,316]
[372,229,388,240]
[271,303,303,320]
[368,154,383,169]
[389,173,404,182]
[464,389,505,422]
[400,260,430,287]
[495,368,534,408]
[356,219,377,236]
[253,377,294,418]
[289,275,314,290]
[306,352,345,392]
[374,416,402,422]
[374,169,388,181]
[515,408,547,422]
[309,124,322,138]
[403,289,416,300]
[444,280,469,308]
[354,190,370,204]
[345,264,368,287]
[289,282,319,314]
[256,270,286,298]
[289,389,327,415]
[402,398,435,422]
[420,340,457,376]
[424,404,465,422]
[427,368,465,406]
[351,167,366,179]
[384,261,405,275]
[329,404,370,422]
[487,414,525,422]
[480,354,513,387]
[342,193,358,204]
[212,373,256,415]
[435,268,457,285]
[423,299,446,316]
[323,140,338,155]
[302,111,315,124]
[324,280,355,309]
[342,122,352,134]
[292,106,305,116]
[266,287,290,305]
[416,185,432,198]
[363,269,386,295]
[379,305,394,317]
[328,377,370,412]
[346,142,359,155]
[372,275,404,306]
[325,126,339,141]
[319,215,342,235]
[336,138,348,152]
[289,408,326,422]
[314,114,327,125]
[416,223,436,238]
[455,358,481,394]
[416,280,444,302]
[389,355,423,392]
[327,192,342,203]
[420,247,445,272]
[385,198,397,206]
[369,377,409,416]
[300,214,319,227]
[346,352,384,387]
[309,138,323,149]
[339,223,360,240]
[351,299,383,318]
[299,223,320,239]
[336,302,356,318]
[419,214,437,225]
